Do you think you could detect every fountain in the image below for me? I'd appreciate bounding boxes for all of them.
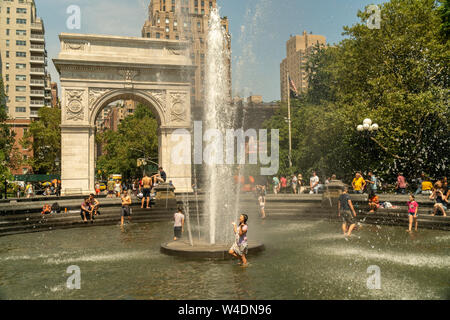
[161,8,264,259]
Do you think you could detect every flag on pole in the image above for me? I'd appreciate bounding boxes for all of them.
[289,76,299,99]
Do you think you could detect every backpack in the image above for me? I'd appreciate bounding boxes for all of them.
[42,204,51,215]
[51,202,61,214]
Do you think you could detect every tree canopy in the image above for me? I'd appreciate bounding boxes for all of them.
[264,0,449,183]
[96,104,159,180]
[0,79,15,180]
[22,107,61,175]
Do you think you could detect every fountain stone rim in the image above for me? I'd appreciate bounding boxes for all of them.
[160,240,265,259]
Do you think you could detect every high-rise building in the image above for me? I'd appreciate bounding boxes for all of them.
[0,0,52,119]
[280,31,326,101]
[0,0,51,175]
[141,0,230,112]
[50,82,59,108]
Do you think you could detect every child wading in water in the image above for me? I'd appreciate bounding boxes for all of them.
[173,207,185,241]
[229,214,249,267]
[407,195,419,232]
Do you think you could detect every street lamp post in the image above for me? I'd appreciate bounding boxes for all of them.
[286,72,293,168]
[357,118,379,170]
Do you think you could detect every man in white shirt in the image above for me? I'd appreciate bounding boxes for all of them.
[310,171,320,194]
[174,207,185,241]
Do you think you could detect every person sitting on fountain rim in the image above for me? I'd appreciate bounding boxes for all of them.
[338,187,357,237]
[89,193,100,216]
[81,197,94,223]
[229,214,249,266]
[368,191,379,213]
[173,207,185,241]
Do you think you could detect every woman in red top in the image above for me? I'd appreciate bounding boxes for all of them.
[407,195,419,232]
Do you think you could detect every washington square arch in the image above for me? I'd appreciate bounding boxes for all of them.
[53,33,195,195]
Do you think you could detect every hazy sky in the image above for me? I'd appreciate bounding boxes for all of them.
[35,0,385,102]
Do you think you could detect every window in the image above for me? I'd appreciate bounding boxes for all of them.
[16,8,27,14]
[16,75,26,81]
[16,63,26,69]
[5,63,9,70]
[16,40,26,46]
[6,29,10,36]
[16,30,26,36]
[16,86,26,92]
[5,75,9,81]
[6,18,10,25]
[7,7,10,14]
[6,51,9,58]
[16,19,27,24]
[165,18,170,24]
[16,96,26,102]
[166,35,169,39]
[16,52,27,57]
[15,107,26,113]
[6,40,9,47]
[165,27,170,32]
[157,18,160,24]
[156,33,160,39]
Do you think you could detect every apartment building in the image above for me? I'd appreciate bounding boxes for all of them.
[0,0,52,174]
[280,31,326,101]
[0,0,52,118]
[141,0,230,111]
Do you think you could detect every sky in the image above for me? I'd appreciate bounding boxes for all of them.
[35,0,386,102]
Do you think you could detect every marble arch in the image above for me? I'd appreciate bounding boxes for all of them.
[53,33,195,195]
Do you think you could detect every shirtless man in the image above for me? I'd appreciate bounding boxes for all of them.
[121,190,132,226]
[141,174,153,209]
[89,193,100,216]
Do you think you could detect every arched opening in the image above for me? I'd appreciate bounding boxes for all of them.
[93,95,160,192]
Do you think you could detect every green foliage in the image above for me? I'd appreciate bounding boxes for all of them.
[265,0,449,183]
[22,107,61,175]
[0,79,14,181]
[96,104,158,180]
[437,0,450,40]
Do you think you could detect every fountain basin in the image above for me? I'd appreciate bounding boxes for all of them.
[161,240,265,259]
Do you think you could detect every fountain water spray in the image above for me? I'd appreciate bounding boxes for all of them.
[203,8,236,245]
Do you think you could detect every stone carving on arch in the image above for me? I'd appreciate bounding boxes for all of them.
[88,88,109,111]
[148,90,167,113]
[118,69,140,82]
[170,92,188,124]
[65,89,85,121]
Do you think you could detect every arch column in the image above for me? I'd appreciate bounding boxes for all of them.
[159,127,192,193]
[61,125,95,195]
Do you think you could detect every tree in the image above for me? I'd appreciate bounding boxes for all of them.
[96,104,159,180]
[437,0,450,40]
[22,107,61,174]
[0,79,15,181]
[265,0,450,183]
